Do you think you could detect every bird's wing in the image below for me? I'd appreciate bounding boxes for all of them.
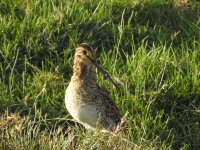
[96,86,121,127]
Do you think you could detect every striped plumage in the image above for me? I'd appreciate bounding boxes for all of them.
[65,43,121,131]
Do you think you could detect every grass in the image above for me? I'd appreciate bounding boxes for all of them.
[0,0,200,149]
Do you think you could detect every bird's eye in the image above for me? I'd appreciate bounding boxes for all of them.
[82,50,87,55]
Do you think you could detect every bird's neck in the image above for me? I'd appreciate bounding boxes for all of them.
[72,60,96,84]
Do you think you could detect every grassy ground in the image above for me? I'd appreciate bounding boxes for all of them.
[0,0,200,149]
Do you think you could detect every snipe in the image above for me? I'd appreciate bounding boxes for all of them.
[65,43,121,132]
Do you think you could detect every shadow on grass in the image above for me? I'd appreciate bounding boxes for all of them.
[1,1,199,74]
[95,1,199,52]
[151,92,200,149]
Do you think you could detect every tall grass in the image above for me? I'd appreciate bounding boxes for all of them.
[0,0,200,149]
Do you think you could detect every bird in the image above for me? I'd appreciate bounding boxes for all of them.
[65,43,121,132]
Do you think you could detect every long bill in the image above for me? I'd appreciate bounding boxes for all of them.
[86,55,122,88]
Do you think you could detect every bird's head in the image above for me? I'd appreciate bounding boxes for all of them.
[74,43,95,66]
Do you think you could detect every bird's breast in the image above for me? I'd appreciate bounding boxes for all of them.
[65,83,100,128]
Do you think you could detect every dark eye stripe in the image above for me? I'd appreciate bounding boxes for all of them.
[79,43,93,55]
[82,50,87,55]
